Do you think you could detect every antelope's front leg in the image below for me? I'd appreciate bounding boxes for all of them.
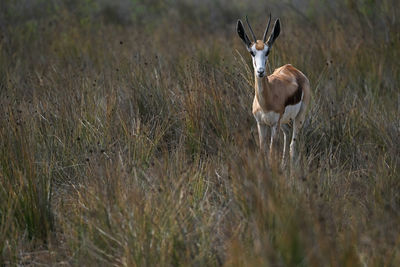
[269,124,277,161]
[257,123,268,154]
[269,117,281,162]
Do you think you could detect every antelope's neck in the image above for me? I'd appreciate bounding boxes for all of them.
[255,74,270,107]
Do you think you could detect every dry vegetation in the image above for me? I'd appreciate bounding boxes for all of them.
[1,0,400,265]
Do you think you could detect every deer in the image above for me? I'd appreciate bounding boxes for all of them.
[236,14,310,166]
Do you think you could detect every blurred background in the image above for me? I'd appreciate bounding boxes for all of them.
[0,0,399,265]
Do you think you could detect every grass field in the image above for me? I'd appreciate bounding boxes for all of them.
[1,0,399,265]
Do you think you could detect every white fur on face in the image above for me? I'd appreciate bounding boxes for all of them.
[250,44,270,77]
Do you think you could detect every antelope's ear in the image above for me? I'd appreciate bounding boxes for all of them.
[266,19,280,47]
[237,20,252,50]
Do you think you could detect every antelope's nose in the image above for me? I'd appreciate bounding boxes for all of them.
[257,68,265,76]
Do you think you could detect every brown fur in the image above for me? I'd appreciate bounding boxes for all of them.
[253,64,310,115]
[255,40,265,50]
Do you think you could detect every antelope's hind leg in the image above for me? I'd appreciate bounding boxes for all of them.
[281,127,288,168]
[290,102,307,166]
[290,119,303,166]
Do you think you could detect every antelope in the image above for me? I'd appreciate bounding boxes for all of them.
[236,15,310,165]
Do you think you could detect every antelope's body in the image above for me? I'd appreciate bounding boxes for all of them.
[253,64,310,125]
[237,15,311,164]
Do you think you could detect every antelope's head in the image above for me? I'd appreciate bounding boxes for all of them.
[237,15,280,78]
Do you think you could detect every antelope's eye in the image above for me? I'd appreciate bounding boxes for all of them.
[250,51,255,57]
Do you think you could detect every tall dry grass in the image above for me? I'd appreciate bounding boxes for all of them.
[0,0,399,265]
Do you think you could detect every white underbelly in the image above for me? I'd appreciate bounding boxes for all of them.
[254,101,303,126]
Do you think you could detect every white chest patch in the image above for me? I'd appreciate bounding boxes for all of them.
[254,100,303,126]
